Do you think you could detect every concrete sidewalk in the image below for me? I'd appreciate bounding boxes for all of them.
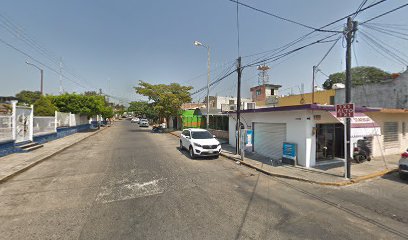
[168,130,398,186]
[0,126,109,184]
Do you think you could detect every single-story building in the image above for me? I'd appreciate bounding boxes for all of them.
[228,104,408,168]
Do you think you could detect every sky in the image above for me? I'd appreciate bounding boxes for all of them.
[0,0,407,105]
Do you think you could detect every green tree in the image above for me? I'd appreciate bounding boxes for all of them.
[33,95,58,116]
[134,81,192,123]
[128,101,158,120]
[322,66,392,90]
[49,93,107,117]
[15,90,41,105]
[101,106,114,118]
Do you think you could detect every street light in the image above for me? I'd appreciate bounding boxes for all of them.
[193,40,210,129]
[25,61,44,95]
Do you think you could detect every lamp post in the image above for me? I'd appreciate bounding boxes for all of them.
[25,61,44,95]
[194,40,210,129]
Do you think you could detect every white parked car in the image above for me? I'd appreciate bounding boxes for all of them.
[180,128,221,159]
[139,119,149,127]
[131,117,139,123]
[399,149,408,180]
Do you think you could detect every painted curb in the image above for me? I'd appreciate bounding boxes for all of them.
[0,126,110,184]
[167,131,396,186]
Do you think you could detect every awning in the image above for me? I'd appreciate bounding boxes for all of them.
[330,112,381,137]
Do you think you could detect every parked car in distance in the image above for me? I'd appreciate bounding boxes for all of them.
[139,119,149,127]
[399,149,408,180]
[131,117,140,123]
[180,128,221,159]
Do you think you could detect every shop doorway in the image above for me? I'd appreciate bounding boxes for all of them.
[316,124,344,161]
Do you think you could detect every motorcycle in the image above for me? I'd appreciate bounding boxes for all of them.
[353,139,371,163]
[152,125,164,133]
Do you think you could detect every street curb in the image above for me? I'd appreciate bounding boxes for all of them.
[0,126,110,184]
[167,131,397,186]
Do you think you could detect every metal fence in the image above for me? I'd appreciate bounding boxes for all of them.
[33,116,56,136]
[0,115,12,142]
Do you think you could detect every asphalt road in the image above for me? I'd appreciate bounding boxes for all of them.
[0,120,407,240]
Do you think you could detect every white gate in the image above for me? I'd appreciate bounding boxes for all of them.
[12,102,33,143]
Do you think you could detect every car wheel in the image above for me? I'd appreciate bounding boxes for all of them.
[189,147,196,159]
[399,172,408,180]
[179,141,183,150]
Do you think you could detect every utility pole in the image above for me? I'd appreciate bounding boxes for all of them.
[40,69,44,95]
[236,56,242,154]
[206,46,211,130]
[312,66,316,104]
[26,61,44,95]
[345,17,357,178]
[59,58,64,94]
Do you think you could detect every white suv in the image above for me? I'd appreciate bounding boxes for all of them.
[180,128,221,159]
[139,119,149,127]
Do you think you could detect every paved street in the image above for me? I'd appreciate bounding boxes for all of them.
[0,120,407,240]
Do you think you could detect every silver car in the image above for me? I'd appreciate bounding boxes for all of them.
[399,149,408,180]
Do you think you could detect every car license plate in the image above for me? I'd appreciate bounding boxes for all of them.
[208,151,213,154]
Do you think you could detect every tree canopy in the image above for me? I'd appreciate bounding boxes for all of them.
[134,81,192,121]
[48,93,111,117]
[33,95,57,116]
[322,66,392,90]
[15,90,41,105]
[128,101,158,120]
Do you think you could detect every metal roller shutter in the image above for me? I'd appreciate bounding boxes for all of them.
[383,122,399,149]
[254,123,286,160]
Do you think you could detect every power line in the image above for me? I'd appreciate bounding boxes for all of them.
[227,0,342,33]
[359,30,408,65]
[0,13,102,92]
[315,36,342,68]
[352,0,369,20]
[363,24,408,39]
[361,28,408,60]
[241,0,388,65]
[360,2,408,24]
[245,33,341,68]
[0,36,93,90]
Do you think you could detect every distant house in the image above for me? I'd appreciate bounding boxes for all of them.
[0,96,18,103]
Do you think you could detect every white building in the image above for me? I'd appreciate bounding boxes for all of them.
[228,104,408,168]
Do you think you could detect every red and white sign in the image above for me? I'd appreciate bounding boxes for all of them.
[336,103,354,118]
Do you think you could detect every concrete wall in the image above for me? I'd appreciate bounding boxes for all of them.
[229,110,315,167]
[209,129,228,140]
[278,90,335,106]
[334,70,408,108]
[0,124,91,157]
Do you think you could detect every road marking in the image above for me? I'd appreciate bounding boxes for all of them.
[96,178,164,204]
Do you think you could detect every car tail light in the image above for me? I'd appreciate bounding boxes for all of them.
[354,147,360,152]
[401,152,408,158]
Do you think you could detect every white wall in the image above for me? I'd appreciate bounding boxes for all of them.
[215,96,252,110]
[229,110,315,167]
[366,112,408,156]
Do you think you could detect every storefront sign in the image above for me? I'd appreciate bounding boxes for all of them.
[282,142,297,165]
[336,103,354,118]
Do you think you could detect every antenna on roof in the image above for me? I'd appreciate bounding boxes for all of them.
[257,64,270,85]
